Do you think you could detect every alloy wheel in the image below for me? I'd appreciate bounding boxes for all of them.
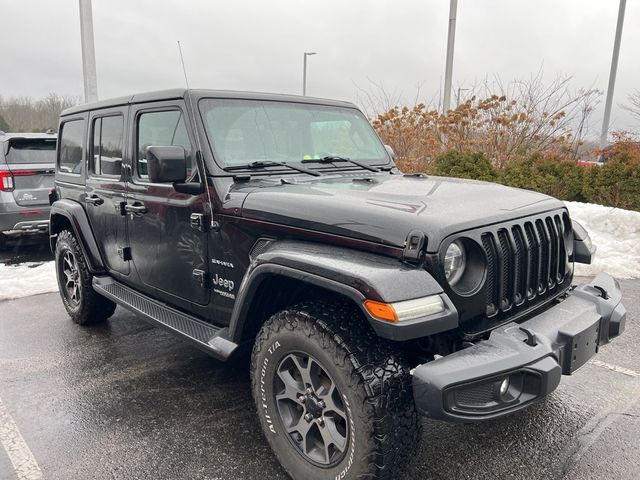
[61,250,81,306]
[274,352,350,467]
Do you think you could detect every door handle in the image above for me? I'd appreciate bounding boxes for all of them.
[124,203,148,215]
[85,195,104,206]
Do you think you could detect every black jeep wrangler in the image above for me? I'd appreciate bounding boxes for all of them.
[50,89,627,480]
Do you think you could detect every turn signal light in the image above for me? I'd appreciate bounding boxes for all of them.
[364,295,445,323]
[364,300,398,322]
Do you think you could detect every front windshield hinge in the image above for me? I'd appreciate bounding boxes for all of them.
[233,174,252,183]
[190,213,208,232]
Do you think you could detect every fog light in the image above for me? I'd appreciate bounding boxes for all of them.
[499,378,510,397]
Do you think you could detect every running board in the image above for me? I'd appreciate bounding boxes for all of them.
[92,276,238,361]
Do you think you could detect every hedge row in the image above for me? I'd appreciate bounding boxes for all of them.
[426,150,640,212]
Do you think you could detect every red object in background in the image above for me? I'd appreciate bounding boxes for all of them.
[576,160,596,169]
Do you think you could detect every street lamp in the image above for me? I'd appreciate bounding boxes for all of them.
[442,0,458,112]
[600,0,627,148]
[302,52,317,96]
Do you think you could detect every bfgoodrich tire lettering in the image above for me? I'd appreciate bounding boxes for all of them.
[251,301,421,480]
[55,229,116,325]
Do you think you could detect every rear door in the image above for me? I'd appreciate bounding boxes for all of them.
[84,108,130,275]
[4,138,56,207]
[125,101,209,306]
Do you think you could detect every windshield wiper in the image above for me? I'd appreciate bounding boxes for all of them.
[301,155,380,173]
[223,160,321,177]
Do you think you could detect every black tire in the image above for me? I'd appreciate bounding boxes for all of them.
[0,233,8,251]
[251,300,421,480]
[54,229,116,325]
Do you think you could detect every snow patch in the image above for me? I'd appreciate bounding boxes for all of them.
[0,261,57,301]
[565,201,640,279]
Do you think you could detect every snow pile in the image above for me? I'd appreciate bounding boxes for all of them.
[0,261,57,301]
[565,201,640,279]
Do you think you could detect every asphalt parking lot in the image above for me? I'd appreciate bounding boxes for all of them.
[1,243,639,480]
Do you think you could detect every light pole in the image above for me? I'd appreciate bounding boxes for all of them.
[78,0,98,103]
[302,52,317,96]
[600,0,627,148]
[442,0,458,112]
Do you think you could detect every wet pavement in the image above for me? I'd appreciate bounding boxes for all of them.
[0,235,52,265]
[1,241,639,479]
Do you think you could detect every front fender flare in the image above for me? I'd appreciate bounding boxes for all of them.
[49,199,105,272]
[229,241,458,342]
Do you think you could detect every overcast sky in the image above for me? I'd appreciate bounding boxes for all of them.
[2,0,639,136]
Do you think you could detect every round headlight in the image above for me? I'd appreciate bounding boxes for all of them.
[444,240,466,286]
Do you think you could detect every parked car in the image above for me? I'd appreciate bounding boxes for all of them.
[50,90,627,480]
[0,131,56,249]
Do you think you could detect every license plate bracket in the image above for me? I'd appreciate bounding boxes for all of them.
[558,314,601,374]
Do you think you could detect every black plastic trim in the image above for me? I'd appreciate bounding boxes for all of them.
[49,198,105,272]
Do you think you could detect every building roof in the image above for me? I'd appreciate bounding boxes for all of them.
[61,89,357,116]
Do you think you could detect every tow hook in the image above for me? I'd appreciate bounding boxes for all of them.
[519,327,538,347]
[584,284,609,299]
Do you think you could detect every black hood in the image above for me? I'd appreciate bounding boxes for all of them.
[238,173,566,252]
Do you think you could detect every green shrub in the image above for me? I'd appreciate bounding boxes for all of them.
[429,151,499,182]
[420,147,640,212]
[501,152,585,201]
[583,157,640,210]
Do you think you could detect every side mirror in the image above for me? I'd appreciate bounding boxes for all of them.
[384,144,396,161]
[146,146,187,183]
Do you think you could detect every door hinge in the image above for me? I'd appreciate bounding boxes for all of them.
[117,246,132,261]
[190,213,208,232]
[192,269,210,288]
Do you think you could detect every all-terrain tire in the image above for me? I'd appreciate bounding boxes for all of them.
[54,229,116,325]
[250,300,421,480]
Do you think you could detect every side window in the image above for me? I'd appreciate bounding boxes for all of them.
[91,116,124,177]
[137,110,193,180]
[58,119,85,174]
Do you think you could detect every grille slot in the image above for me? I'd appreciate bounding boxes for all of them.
[481,214,568,319]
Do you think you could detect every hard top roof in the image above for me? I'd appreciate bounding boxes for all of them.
[61,89,358,116]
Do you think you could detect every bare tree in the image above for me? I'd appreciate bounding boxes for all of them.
[0,93,80,132]
[623,89,640,123]
[369,72,601,170]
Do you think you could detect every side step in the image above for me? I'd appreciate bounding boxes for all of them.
[93,276,238,361]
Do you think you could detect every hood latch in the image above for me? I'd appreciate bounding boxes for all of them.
[402,230,427,264]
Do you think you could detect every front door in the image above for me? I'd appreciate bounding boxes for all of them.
[125,101,209,306]
[85,108,129,275]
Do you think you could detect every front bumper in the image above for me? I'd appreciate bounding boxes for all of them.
[413,273,627,422]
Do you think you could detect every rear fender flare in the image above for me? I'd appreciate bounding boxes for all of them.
[49,199,105,273]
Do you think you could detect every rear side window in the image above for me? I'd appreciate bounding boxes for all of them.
[92,116,123,177]
[137,110,193,179]
[58,119,85,174]
[6,139,56,164]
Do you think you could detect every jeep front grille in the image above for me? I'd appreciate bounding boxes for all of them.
[481,213,569,318]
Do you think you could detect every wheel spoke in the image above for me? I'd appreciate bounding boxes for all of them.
[276,365,304,396]
[275,382,302,405]
[318,383,347,422]
[291,354,313,388]
[320,416,347,453]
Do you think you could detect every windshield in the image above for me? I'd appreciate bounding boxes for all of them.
[199,99,389,168]
[6,139,56,165]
